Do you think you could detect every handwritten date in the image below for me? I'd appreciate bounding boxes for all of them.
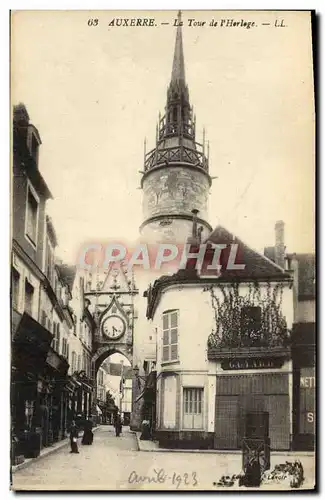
[128,469,198,488]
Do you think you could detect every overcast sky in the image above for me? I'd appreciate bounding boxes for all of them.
[12,10,315,263]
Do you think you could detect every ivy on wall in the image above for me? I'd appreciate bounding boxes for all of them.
[207,282,291,349]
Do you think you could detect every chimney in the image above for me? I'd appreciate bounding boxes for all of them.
[274,220,285,269]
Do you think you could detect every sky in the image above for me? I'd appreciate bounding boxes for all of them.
[11,10,315,264]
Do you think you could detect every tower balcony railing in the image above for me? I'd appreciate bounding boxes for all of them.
[144,143,209,173]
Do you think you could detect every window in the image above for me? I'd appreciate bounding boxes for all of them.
[62,338,69,359]
[12,268,20,310]
[45,240,54,284]
[24,280,34,316]
[183,388,204,429]
[62,338,66,357]
[162,310,178,363]
[56,324,61,353]
[25,186,38,245]
[77,355,81,372]
[40,310,47,326]
[240,306,262,346]
[71,351,76,373]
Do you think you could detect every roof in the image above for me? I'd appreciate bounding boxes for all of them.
[46,215,58,247]
[57,264,76,290]
[13,103,53,200]
[13,103,30,124]
[264,246,276,263]
[205,225,291,280]
[145,225,292,319]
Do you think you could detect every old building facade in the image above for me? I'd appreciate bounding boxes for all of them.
[11,104,95,464]
[11,104,70,460]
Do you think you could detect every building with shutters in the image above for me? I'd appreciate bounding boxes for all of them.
[11,104,96,465]
[11,104,72,460]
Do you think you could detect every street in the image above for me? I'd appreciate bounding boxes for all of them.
[12,426,315,491]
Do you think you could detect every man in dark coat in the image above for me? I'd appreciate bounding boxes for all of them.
[69,420,79,454]
[114,413,122,437]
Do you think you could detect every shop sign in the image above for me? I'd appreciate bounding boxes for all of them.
[221,358,284,370]
[300,367,315,388]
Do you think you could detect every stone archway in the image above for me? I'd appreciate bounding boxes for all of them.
[90,344,133,423]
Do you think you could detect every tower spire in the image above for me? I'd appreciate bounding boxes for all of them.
[171,11,185,84]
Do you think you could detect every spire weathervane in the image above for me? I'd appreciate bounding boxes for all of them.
[171,10,185,84]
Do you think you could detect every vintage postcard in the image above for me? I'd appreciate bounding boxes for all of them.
[10,10,315,491]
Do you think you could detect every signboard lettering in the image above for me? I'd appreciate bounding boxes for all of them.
[221,358,284,370]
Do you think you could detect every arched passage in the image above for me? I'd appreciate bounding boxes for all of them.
[90,345,133,425]
[92,345,133,377]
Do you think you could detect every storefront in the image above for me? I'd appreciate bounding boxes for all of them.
[292,323,315,451]
[42,348,69,445]
[211,347,292,451]
[11,311,53,460]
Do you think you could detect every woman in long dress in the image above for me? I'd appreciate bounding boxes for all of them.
[69,421,79,454]
[82,419,94,445]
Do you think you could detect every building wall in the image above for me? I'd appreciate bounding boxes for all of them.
[296,300,315,323]
[151,281,294,449]
[12,172,46,271]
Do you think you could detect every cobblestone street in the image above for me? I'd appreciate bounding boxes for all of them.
[12,426,315,491]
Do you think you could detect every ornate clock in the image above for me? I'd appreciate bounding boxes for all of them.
[101,315,126,340]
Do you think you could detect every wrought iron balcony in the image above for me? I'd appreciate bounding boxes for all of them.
[144,142,209,173]
[207,329,291,361]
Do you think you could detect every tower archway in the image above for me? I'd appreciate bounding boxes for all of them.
[90,345,133,424]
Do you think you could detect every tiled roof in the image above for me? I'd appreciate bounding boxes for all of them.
[145,225,292,319]
[204,225,290,280]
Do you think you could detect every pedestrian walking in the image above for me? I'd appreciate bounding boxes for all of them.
[69,420,79,454]
[114,413,122,437]
[82,419,94,445]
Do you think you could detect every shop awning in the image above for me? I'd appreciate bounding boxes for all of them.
[96,405,102,415]
[13,312,53,350]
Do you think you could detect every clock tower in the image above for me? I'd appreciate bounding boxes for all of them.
[140,11,213,244]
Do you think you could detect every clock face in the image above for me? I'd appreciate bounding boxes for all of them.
[102,315,126,340]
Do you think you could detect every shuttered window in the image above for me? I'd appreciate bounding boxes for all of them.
[26,187,38,244]
[162,310,178,363]
[12,268,20,310]
[71,351,77,373]
[183,388,204,429]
